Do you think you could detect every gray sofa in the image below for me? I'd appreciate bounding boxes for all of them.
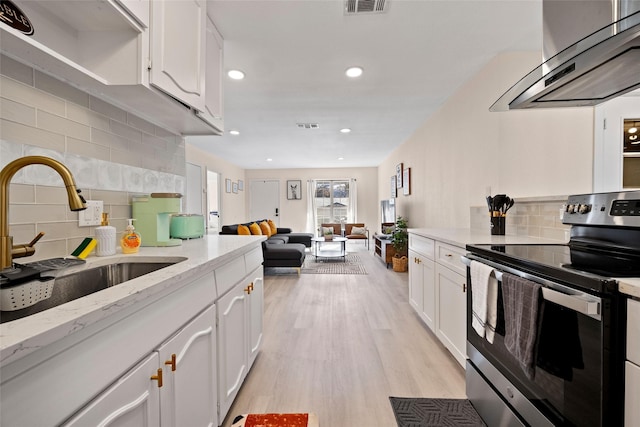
[219,221,312,270]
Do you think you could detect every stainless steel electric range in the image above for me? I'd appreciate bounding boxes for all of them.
[463,191,640,427]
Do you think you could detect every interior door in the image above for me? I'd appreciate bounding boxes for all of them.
[249,180,280,224]
[186,162,203,215]
[206,169,220,232]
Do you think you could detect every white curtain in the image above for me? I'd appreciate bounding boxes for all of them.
[348,178,357,222]
[306,179,317,234]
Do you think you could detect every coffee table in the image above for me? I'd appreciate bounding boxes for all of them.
[311,236,347,261]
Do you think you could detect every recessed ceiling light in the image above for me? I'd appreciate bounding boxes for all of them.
[266,158,273,162]
[338,157,344,161]
[340,128,351,133]
[227,69,245,80]
[229,130,240,135]
[345,66,363,78]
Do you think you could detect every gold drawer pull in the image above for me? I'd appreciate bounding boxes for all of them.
[165,353,176,371]
[151,368,163,388]
[244,286,252,295]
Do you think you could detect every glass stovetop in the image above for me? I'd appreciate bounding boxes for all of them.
[466,243,640,294]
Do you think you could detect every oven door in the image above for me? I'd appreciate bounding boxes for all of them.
[463,254,614,427]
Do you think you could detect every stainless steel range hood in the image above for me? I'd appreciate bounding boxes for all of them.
[491,1,640,111]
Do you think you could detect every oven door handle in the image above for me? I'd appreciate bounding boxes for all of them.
[462,255,601,319]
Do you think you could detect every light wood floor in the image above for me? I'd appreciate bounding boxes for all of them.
[221,243,465,427]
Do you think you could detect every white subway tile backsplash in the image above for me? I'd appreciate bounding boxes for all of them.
[34,71,89,108]
[1,58,186,262]
[66,137,110,162]
[37,110,91,140]
[89,96,127,122]
[67,103,111,131]
[0,75,65,115]
[0,98,36,126]
[0,56,33,86]
[0,119,65,152]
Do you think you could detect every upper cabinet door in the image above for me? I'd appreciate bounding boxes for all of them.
[195,15,224,133]
[151,0,206,111]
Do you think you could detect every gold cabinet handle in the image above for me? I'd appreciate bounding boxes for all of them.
[249,282,254,292]
[445,253,453,257]
[165,353,176,372]
[151,368,163,388]
[462,283,467,293]
[244,286,252,295]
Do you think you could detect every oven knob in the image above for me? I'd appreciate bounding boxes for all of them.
[566,204,575,214]
[578,204,591,214]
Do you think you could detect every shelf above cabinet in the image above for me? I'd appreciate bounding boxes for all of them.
[0,0,222,136]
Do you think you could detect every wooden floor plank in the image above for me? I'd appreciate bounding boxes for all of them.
[221,244,465,427]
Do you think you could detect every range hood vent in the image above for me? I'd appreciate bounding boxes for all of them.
[345,0,388,14]
[491,3,640,111]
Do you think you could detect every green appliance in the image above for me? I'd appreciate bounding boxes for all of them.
[132,193,183,247]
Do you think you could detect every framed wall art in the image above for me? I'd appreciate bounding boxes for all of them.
[403,167,411,196]
[396,163,403,188]
[225,178,231,193]
[238,180,244,191]
[287,180,302,200]
[391,176,397,198]
[232,182,238,194]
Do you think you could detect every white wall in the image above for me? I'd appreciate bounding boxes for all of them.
[378,51,595,229]
[185,144,246,227]
[244,167,378,234]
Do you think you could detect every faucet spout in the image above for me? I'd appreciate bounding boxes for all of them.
[1,156,87,270]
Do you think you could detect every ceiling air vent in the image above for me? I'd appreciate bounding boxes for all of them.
[345,0,388,14]
[297,123,320,129]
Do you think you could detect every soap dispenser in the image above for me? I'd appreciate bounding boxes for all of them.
[95,212,116,256]
[121,219,141,254]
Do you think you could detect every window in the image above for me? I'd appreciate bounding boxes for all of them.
[314,180,350,229]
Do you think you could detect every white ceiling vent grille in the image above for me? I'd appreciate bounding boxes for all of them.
[297,123,320,129]
[345,0,388,14]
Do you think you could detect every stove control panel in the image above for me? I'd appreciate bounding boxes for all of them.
[563,191,640,226]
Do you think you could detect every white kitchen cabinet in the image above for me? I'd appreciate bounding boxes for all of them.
[64,302,217,427]
[408,233,467,367]
[248,275,264,369]
[626,298,640,426]
[0,270,216,426]
[158,304,217,427]
[435,263,467,367]
[150,0,206,112]
[196,14,224,134]
[409,249,436,331]
[217,267,264,422]
[118,0,150,27]
[63,352,161,427]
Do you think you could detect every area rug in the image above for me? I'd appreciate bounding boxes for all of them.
[302,254,367,275]
[389,397,486,427]
[231,413,319,427]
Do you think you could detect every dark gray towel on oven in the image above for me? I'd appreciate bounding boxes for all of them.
[501,273,542,379]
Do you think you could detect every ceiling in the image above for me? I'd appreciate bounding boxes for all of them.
[187,0,543,170]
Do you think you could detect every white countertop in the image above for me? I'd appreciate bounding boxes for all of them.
[408,228,565,248]
[618,278,640,299]
[0,234,265,365]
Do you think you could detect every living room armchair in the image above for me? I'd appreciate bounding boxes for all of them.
[344,223,369,248]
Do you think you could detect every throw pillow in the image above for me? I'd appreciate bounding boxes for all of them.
[351,226,366,235]
[259,221,271,237]
[237,225,251,235]
[268,219,278,235]
[321,226,334,236]
[249,222,262,235]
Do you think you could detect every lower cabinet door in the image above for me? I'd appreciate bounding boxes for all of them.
[217,282,249,421]
[435,264,467,366]
[626,361,640,427]
[63,353,161,427]
[408,250,424,314]
[159,304,217,427]
[248,274,264,369]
